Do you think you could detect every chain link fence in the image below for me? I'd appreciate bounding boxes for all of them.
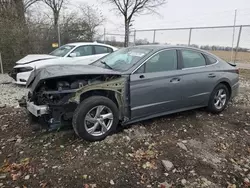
[132,25,250,63]
[1,24,250,73]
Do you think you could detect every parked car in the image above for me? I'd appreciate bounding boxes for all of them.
[19,45,239,141]
[9,42,117,85]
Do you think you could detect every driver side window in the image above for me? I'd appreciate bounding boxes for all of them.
[71,46,93,57]
[134,50,177,74]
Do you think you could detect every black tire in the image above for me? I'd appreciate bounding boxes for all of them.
[207,84,230,114]
[72,96,119,141]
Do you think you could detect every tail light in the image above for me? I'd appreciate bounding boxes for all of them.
[228,68,239,74]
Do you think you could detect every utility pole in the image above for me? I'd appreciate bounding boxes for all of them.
[234,25,242,63]
[231,9,237,62]
[188,28,192,46]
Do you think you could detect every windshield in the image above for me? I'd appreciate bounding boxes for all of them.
[50,45,75,57]
[92,47,152,71]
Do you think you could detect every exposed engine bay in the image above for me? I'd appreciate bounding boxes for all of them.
[30,75,121,105]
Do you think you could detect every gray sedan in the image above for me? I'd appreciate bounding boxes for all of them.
[23,45,239,141]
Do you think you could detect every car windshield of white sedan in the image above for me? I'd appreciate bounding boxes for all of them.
[92,47,151,71]
[50,45,75,57]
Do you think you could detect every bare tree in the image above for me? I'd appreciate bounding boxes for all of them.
[43,0,64,27]
[23,0,40,11]
[42,0,65,43]
[59,5,105,43]
[79,5,105,41]
[106,0,166,46]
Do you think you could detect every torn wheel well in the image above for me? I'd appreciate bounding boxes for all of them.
[80,90,119,108]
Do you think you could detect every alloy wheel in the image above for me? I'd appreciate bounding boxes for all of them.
[84,105,113,136]
[214,89,227,110]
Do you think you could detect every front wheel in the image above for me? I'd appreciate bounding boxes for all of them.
[72,96,119,141]
[207,84,229,114]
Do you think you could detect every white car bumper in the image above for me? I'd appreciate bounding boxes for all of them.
[14,71,32,85]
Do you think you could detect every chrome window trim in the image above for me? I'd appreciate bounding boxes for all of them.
[181,49,219,70]
[181,61,219,70]
[131,47,219,74]
[132,48,178,74]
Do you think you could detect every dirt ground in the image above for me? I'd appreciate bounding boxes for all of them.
[0,70,250,188]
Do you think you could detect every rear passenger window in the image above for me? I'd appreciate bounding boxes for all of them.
[71,46,93,56]
[107,48,113,53]
[206,55,217,64]
[95,46,113,54]
[181,50,206,68]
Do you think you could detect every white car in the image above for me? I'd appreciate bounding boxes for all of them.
[9,42,117,85]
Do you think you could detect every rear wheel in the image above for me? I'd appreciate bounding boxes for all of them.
[72,96,119,141]
[207,84,229,114]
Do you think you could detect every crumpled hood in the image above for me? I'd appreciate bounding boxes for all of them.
[27,64,122,90]
[16,54,56,65]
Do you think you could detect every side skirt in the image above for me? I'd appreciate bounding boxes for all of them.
[122,105,207,125]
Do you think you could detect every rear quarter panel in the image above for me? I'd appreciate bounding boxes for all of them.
[213,61,239,98]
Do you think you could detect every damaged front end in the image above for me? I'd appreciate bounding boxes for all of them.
[21,65,128,130]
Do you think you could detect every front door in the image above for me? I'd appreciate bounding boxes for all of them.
[130,49,183,119]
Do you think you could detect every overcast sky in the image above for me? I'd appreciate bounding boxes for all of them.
[73,0,250,47]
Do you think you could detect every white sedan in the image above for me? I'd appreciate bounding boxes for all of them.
[9,42,117,85]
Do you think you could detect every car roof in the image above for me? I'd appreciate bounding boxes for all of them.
[131,44,218,58]
[132,44,201,51]
[65,42,116,49]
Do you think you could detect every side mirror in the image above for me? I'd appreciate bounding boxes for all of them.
[69,52,77,57]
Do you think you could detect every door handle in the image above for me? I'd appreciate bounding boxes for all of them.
[208,73,216,78]
[139,75,145,79]
[170,78,181,83]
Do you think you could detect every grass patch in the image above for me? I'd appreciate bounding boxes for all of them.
[209,50,250,63]
[240,69,250,79]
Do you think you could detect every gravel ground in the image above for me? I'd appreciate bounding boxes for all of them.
[0,74,28,107]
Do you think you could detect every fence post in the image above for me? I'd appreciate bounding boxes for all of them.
[188,28,192,46]
[234,25,242,63]
[103,28,106,43]
[153,30,156,43]
[0,53,3,74]
[57,24,61,47]
[134,30,136,45]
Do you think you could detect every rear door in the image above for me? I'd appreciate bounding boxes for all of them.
[178,49,218,107]
[130,49,184,119]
